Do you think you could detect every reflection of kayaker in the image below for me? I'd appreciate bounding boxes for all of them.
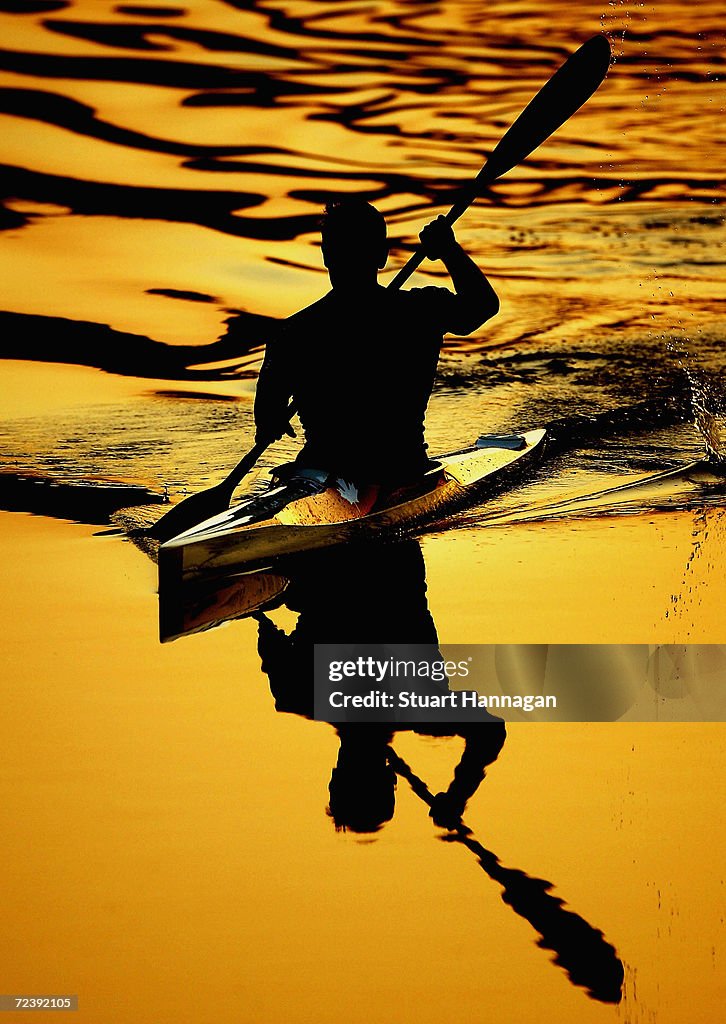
[253,541,506,834]
[254,197,500,484]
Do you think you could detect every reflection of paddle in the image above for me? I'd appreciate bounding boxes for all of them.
[148,34,611,544]
[387,748,625,1004]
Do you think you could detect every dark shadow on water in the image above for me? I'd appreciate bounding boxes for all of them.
[0,470,164,523]
[0,1,68,11]
[42,16,322,61]
[150,389,241,402]
[145,288,218,304]
[0,310,276,379]
[116,6,186,17]
[0,87,336,158]
[0,163,312,240]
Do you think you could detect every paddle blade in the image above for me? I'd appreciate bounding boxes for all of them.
[391,34,612,287]
[146,440,269,543]
[146,482,232,543]
[478,34,612,189]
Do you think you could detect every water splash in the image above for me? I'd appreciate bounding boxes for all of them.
[665,332,726,463]
[687,368,725,463]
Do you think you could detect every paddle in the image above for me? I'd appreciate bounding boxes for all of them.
[389,33,612,288]
[146,416,291,543]
[387,748,625,1004]
[148,33,612,544]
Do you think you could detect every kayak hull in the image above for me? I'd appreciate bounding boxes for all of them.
[160,428,547,580]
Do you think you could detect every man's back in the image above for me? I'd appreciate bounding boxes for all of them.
[278,284,461,480]
[254,199,499,484]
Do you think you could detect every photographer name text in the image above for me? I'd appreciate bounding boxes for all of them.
[329,690,557,711]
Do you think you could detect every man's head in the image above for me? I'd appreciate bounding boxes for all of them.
[320,198,388,288]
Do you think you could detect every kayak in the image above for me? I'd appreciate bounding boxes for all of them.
[159,429,547,580]
[158,428,547,581]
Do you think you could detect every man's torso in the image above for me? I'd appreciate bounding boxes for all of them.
[280,284,459,481]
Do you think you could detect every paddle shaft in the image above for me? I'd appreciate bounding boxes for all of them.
[220,438,269,495]
[387,747,625,1003]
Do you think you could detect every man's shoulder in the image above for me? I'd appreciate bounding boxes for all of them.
[284,293,334,332]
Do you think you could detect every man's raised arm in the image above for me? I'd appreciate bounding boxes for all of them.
[419,215,499,335]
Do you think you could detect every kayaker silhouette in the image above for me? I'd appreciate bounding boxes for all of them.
[254,198,499,483]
